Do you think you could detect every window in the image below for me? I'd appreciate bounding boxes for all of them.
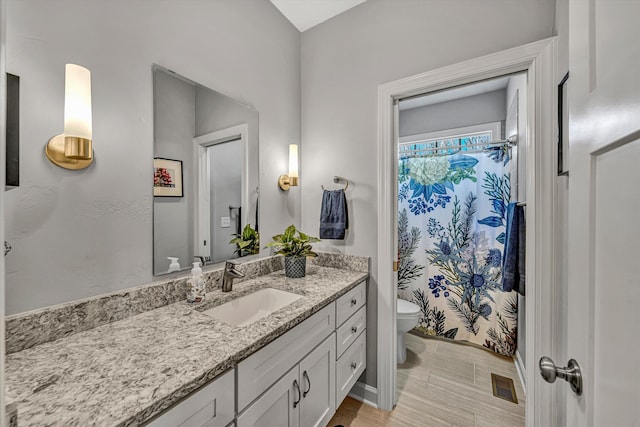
[399,122,501,158]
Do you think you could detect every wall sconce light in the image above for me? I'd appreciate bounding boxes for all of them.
[278,144,299,191]
[45,64,93,170]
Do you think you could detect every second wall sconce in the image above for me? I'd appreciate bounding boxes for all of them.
[278,144,299,191]
[45,63,94,170]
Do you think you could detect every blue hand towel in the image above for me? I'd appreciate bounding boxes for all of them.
[320,189,348,240]
[502,203,525,295]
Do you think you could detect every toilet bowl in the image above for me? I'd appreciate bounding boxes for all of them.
[397,298,421,364]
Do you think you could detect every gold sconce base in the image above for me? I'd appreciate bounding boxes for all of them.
[278,174,291,191]
[45,135,94,170]
[278,175,298,191]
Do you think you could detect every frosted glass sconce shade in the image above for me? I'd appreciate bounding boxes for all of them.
[279,144,299,191]
[45,64,94,170]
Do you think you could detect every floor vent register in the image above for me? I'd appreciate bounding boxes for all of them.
[491,373,519,404]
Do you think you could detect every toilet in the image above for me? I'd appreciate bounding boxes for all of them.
[397,298,421,364]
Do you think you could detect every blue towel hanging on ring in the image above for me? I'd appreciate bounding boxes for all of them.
[502,202,525,295]
[320,189,348,240]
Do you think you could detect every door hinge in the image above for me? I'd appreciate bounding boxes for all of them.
[393,261,398,272]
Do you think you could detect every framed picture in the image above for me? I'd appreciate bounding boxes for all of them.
[153,158,183,197]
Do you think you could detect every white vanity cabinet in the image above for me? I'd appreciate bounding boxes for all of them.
[238,280,368,427]
[236,303,336,411]
[146,369,234,427]
[237,333,336,427]
[148,280,367,427]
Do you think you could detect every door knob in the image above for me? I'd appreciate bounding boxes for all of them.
[539,356,583,396]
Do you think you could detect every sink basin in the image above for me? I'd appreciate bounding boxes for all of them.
[202,288,303,326]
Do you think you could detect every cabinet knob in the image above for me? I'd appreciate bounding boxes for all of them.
[351,298,357,306]
[351,326,358,333]
[351,362,357,370]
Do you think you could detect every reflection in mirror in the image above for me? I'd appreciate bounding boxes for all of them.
[153,65,259,275]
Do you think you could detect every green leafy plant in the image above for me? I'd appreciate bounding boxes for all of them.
[266,224,320,258]
[229,224,260,257]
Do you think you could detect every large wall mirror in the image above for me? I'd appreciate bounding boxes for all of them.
[153,65,259,275]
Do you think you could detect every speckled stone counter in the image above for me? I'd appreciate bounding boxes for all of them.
[5,264,368,426]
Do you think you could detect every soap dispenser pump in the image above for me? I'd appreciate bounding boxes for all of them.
[187,262,205,303]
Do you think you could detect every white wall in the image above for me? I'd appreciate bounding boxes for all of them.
[153,70,195,274]
[399,89,506,137]
[300,0,555,388]
[5,0,301,315]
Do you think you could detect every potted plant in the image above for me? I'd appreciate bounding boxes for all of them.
[266,224,320,278]
[229,224,260,257]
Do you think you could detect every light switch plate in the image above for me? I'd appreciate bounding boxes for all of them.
[221,216,231,228]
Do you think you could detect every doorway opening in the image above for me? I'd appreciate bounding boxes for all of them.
[376,38,558,427]
[395,73,528,424]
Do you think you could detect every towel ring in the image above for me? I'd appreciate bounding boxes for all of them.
[322,176,349,191]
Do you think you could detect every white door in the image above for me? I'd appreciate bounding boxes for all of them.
[561,1,640,425]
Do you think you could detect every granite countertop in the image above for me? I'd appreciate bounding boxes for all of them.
[5,265,367,426]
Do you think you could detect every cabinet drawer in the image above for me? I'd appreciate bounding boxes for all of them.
[335,306,366,359]
[147,369,234,427]
[335,281,366,327]
[335,331,366,408]
[237,302,335,411]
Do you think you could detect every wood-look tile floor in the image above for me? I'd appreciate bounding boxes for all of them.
[329,334,525,427]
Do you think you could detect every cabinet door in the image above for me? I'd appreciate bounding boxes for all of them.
[237,366,300,427]
[299,333,336,427]
[237,303,335,411]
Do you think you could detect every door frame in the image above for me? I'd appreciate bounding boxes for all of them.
[376,37,558,426]
[193,123,249,258]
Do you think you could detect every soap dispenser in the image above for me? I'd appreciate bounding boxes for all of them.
[167,257,180,272]
[187,262,205,303]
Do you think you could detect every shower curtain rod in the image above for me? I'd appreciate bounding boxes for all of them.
[400,148,508,158]
[400,136,517,157]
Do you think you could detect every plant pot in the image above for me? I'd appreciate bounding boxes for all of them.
[284,256,306,278]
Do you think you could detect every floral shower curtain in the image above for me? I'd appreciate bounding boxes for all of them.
[398,144,518,356]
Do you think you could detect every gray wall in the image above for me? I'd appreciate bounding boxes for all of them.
[399,89,506,137]
[209,140,242,263]
[153,70,195,274]
[300,0,555,389]
[5,0,301,314]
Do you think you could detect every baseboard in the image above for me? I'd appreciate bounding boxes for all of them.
[348,381,378,409]
[514,351,527,395]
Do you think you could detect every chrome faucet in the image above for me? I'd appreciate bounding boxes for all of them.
[222,261,245,292]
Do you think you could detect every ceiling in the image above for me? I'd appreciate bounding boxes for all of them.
[399,76,512,111]
[270,0,368,32]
